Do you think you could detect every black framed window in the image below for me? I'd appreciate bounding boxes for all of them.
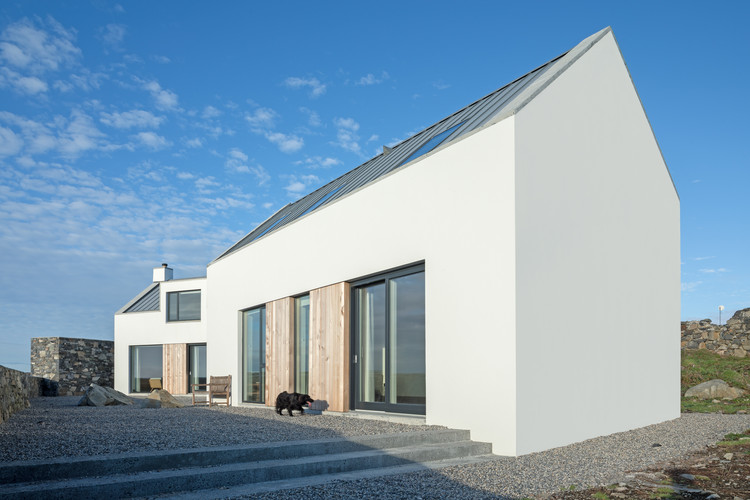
[295,295,310,394]
[242,306,266,403]
[129,345,162,393]
[352,263,425,414]
[167,290,201,321]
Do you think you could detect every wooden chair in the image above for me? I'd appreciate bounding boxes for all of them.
[192,375,231,407]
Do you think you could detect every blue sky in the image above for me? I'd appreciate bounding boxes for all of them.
[1,2,748,371]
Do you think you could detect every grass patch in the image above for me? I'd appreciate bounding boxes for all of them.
[717,429,750,446]
[591,492,609,500]
[681,350,750,414]
[649,486,678,499]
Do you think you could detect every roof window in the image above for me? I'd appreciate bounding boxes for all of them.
[400,121,465,166]
[299,186,343,218]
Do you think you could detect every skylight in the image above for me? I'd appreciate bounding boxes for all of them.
[400,121,465,166]
[299,186,343,218]
[252,215,288,242]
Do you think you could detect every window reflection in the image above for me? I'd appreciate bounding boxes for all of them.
[129,345,162,393]
[242,307,265,403]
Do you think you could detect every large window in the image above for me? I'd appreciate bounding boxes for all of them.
[129,345,163,393]
[353,264,425,414]
[167,290,201,321]
[242,306,266,403]
[295,295,310,394]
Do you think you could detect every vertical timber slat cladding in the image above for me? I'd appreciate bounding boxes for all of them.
[163,344,187,394]
[309,282,350,412]
[265,297,294,406]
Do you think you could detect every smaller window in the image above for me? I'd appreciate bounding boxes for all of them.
[167,290,201,321]
[400,121,465,166]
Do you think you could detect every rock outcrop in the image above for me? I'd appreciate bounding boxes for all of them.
[77,384,134,407]
[681,307,750,358]
[144,389,184,408]
[684,379,746,400]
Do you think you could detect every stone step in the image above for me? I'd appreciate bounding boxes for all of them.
[0,429,470,485]
[167,453,498,500]
[1,439,492,500]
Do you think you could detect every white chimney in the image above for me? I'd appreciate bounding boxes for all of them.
[153,263,173,282]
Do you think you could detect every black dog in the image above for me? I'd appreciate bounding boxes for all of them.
[275,391,314,416]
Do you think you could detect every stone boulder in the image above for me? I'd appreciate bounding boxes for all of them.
[144,389,184,408]
[684,379,746,400]
[78,384,134,406]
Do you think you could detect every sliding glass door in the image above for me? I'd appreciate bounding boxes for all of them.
[353,265,425,414]
[242,306,266,403]
[187,344,206,393]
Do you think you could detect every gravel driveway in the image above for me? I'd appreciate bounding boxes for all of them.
[2,397,749,499]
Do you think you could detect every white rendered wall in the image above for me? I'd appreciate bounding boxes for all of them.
[513,32,680,455]
[208,119,520,455]
[114,277,208,394]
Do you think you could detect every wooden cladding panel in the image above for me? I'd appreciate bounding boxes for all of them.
[265,297,294,406]
[309,282,350,412]
[163,343,187,394]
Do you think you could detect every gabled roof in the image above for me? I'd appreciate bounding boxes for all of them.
[214,28,611,263]
[119,283,160,314]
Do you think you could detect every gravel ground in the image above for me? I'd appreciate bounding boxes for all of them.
[236,413,750,500]
[2,397,749,499]
[0,396,444,462]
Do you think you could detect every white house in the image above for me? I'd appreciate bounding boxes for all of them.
[114,27,680,456]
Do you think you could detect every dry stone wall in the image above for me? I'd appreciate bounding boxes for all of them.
[0,365,42,423]
[30,337,114,396]
[681,307,750,358]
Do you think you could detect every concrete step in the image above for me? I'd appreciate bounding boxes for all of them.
[1,429,470,484]
[167,453,499,500]
[0,430,492,499]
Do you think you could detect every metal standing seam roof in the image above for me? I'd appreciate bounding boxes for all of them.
[214,28,612,262]
[123,283,160,313]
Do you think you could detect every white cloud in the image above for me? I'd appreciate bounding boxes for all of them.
[0,67,48,94]
[134,131,170,150]
[0,17,81,74]
[224,147,270,185]
[228,148,248,161]
[333,117,361,154]
[283,76,326,98]
[195,176,219,192]
[367,134,379,143]
[433,80,451,90]
[699,268,728,274]
[693,256,715,261]
[300,107,321,127]
[245,107,278,128]
[265,131,303,153]
[176,171,195,180]
[98,24,126,51]
[0,126,23,156]
[57,109,107,157]
[356,71,389,86]
[151,55,170,64]
[100,109,164,129]
[249,165,270,186]
[283,174,320,198]
[142,79,179,110]
[185,137,203,148]
[297,156,341,169]
[202,106,221,119]
[681,281,702,292]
